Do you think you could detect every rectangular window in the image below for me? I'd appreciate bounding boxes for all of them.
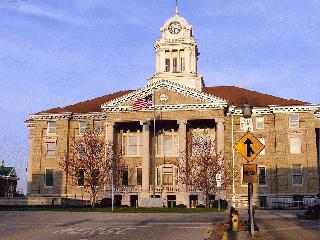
[259,196,267,208]
[79,121,86,134]
[137,168,142,186]
[122,132,142,156]
[173,57,178,72]
[256,117,264,130]
[78,143,85,159]
[122,167,129,186]
[162,174,173,185]
[77,169,84,187]
[259,138,266,155]
[156,131,179,156]
[290,136,301,154]
[47,121,56,134]
[46,142,56,157]
[45,169,53,187]
[292,164,302,185]
[180,57,185,71]
[165,58,170,72]
[258,166,266,186]
[289,114,299,128]
[94,120,101,134]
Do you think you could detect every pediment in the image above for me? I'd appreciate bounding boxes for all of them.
[101,80,228,112]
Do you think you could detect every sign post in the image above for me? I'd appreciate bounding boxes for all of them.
[234,131,265,237]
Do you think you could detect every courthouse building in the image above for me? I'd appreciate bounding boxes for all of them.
[25,11,320,208]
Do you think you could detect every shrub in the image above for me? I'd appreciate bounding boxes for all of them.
[98,198,112,208]
[175,204,187,208]
[196,204,206,208]
[305,204,320,219]
[212,200,228,209]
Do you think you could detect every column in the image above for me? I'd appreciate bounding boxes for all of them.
[170,50,173,73]
[106,122,114,143]
[216,119,225,158]
[185,48,190,72]
[178,120,187,154]
[141,121,150,193]
[160,50,165,73]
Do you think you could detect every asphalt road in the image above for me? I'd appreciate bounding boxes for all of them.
[0,211,226,240]
[0,210,319,240]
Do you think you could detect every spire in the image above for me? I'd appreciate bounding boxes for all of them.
[175,0,179,15]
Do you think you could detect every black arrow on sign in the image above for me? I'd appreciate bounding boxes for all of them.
[244,138,255,157]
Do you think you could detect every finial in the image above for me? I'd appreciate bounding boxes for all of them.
[175,0,179,15]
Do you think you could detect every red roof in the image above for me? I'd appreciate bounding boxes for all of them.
[202,86,307,107]
[36,86,307,114]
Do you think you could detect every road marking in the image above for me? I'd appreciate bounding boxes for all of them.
[260,225,320,232]
[168,226,210,229]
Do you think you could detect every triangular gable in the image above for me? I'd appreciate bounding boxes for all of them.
[101,80,228,112]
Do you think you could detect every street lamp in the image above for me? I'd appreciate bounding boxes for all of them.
[241,102,255,237]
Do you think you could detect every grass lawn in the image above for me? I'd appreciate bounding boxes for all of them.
[0,206,226,213]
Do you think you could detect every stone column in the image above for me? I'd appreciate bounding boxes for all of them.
[159,50,165,72]
[106,122,115,143]
[141,121,150,194]
[185,48,190,72]
[216,119,225,157]
[178,120,187,154]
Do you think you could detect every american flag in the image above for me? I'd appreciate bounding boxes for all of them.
[132,94,153,111]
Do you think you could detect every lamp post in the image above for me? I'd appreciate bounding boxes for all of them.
[241,102,255,237]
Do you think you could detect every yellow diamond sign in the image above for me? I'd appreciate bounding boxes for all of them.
[234,131,265,162]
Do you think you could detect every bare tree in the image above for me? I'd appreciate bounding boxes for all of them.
[60,127,119,207]
[179,133,235,208]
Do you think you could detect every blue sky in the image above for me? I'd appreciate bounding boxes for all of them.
[0,0,319,192]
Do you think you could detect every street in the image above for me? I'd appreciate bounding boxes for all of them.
[0,210,319,240]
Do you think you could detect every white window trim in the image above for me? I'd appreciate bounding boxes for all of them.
[47,121,57,134]
[45,142,56,158]
[258,165,267,187]
[93,120,102,134]
[289,114,299,128]
[79,121,87,135]
[156,130,179,157]
[292,164,303,186]
[255,117,264,130]
[44,168,54,188]
[122,131,142,157]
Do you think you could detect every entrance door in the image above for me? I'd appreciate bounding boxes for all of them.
[114,195,122,207]
[130,195,138,208]
[167,195,176,208]
[189,195,198,208]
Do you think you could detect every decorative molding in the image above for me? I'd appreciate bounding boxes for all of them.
[29,113,72,121]
[73,112,107,120]
[101,80,228,112]
[25,120,35,129]
[228,105,320,115]
[104,103,226,112]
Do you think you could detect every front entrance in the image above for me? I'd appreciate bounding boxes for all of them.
[189,195,198,208]
[114,195,122,207]
[167,195,176,208]
[130,195,138,208]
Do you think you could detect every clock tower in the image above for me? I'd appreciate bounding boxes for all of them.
[148,13,204,90]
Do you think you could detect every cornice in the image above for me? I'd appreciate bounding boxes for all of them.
[227,105,320,116]
[101,80,228,111]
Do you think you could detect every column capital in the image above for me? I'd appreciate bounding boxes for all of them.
[215,118,225,124]
[140,120,150,126]
[106,121,115,126]
[177,120,187,125]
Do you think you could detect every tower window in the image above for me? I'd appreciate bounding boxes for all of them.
[173,57,178,72]
[165,58,170,72]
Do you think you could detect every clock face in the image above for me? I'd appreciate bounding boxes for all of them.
[168,22,181,34]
